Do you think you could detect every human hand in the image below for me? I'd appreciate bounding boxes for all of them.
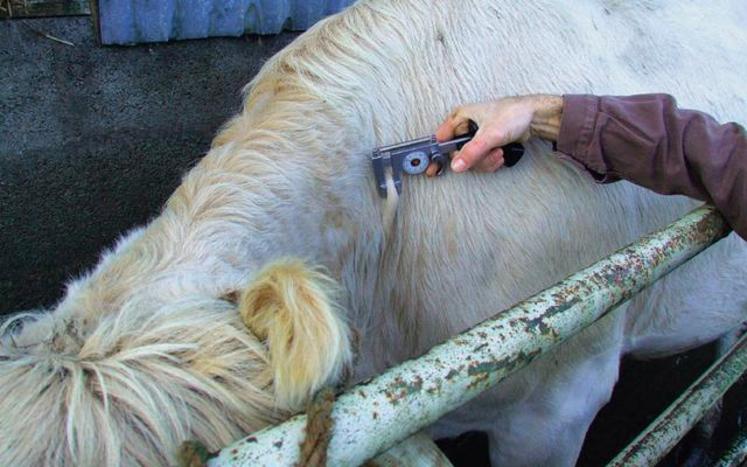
[428,94,563,176]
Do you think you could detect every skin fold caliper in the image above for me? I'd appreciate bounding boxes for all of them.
[371,122,525,198]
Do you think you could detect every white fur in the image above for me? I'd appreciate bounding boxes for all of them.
[2,1,746,465]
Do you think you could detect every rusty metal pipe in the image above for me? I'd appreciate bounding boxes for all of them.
[714,424,747,467]
[608,332,747,467]
[210,206,730,467]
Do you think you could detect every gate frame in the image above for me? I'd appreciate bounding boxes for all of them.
[210,206,740,466]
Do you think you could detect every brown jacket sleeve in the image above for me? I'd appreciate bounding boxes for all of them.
[556,94,746,240]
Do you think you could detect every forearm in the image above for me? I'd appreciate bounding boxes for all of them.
[529,95,563,141]
[553,94,747,239]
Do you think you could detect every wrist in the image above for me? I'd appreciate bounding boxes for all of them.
[529,95,563,141]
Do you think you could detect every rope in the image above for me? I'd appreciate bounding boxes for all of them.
[176,387,336,467]
[297,387,336,467]
[176,440,217,467]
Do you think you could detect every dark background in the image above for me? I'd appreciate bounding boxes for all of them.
[1,17,743,466]
[0,17,297,313]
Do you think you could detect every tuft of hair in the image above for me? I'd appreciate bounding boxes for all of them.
[239,259,352,410]
[0,299,281,467]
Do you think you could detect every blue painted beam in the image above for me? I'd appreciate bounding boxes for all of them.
[97,0,355,45]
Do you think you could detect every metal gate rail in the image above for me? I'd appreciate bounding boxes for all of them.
[608,333,747,466]
[715,425,747,467]
[210,206,730,466]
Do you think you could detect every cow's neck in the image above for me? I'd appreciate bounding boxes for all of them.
[63,99,384,332]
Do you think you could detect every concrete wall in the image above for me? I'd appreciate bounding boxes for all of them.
[0,17,298,315]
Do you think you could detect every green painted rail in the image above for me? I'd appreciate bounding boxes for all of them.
[608,333,747,466]
[211,206,731,466]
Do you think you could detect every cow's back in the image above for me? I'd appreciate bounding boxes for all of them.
[218,0,747,463]
[231,0,747,390]
[254,0,747,363]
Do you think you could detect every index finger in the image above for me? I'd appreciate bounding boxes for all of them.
[435,118,459,142]
[435,111,471,142]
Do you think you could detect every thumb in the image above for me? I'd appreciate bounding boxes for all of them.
[451,132,491,173]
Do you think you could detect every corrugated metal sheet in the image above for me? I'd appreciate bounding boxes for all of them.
[97,0,356,45]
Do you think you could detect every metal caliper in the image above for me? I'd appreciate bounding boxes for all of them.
[371,122,525,198]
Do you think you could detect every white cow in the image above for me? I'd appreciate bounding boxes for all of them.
[1,0,745,465]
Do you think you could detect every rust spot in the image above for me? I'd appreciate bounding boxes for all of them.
[468,372,490,389]
[385,375,424,405]
[529,296,582,331]
[426,384,441,395]
[509,318,524,329]
[445,368,460,380]
[524,316,559,337]
[468,359,508,377]
[231,448,238,455]
[467,349,543,389]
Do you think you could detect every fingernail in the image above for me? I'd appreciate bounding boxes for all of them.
[452,158,466,172]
